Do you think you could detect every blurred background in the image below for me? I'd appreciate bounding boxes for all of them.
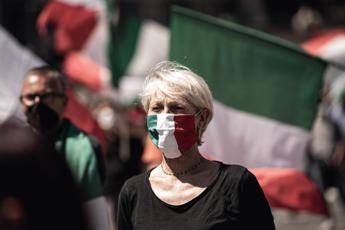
[1,0,345,229]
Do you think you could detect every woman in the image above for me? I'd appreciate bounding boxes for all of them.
[117,61,275,230]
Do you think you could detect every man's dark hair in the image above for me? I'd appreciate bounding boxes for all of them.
[26,65,67,93]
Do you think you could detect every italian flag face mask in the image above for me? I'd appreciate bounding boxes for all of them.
[147,113,198,159]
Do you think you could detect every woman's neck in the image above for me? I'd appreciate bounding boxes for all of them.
[161,146,205,176]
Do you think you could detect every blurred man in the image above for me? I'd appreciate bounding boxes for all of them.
[0,118,87,230]
[20,66,111,230]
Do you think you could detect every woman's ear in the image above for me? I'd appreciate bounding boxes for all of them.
[196,108,210,145]
[199,108,210,125]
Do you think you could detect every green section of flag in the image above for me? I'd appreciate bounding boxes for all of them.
[147,115,159,146]
[169,6,326,130]
[108,15,141,86]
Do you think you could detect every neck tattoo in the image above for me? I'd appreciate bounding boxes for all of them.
[161,157,203,176]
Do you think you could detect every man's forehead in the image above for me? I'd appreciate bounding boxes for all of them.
[24,74,48,85]
[26,74,41,84]
[23,74,61,92]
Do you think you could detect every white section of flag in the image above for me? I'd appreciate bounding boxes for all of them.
[126,20,170,77]
[201,100,310,171]
[59,0,104,8]
[0,26,43,123]
[118,21,169,104]
[80,0,110,69]
[319,35,345,65]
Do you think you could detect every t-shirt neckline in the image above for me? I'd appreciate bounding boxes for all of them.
[145,161,224,209]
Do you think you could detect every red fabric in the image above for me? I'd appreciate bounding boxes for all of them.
[251,168,328,216]
[301,29,345,55]
[63,88,107,153]
[63,52,105,91]
[173,115,198,153]
[37,0,97,54]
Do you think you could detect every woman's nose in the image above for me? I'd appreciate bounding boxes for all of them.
[162,107,172,114]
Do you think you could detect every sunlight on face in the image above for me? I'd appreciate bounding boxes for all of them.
[27,75,40,84]
[148,92,195,115]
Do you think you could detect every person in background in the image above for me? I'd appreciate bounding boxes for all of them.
[0,118,86,230]
[321,85,345,205]
[19,66,111,230]
[91,93,145,220]
[117,61,275,230]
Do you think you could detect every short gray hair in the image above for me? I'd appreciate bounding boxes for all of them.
[141,61,213,145]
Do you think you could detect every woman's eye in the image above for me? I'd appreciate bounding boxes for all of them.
[172,105,185,112]
[151,106,160,112]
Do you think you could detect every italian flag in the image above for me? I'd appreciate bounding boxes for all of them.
[169,6,328,171]
[39,1,169,104]
[109,18,169,88]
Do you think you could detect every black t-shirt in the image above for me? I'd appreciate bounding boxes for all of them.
[117,163,275,230]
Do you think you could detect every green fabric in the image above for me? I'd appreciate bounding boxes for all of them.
[55,120,103,201]
[108,15,141,87]
[169,6,327,130]
[147,115,158,146]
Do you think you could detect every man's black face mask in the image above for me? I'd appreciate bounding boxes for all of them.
[25,102,60,134]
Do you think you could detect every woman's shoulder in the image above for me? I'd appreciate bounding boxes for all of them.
[121,171,150,193]
[218,162,248,174]
[217,162,252,182]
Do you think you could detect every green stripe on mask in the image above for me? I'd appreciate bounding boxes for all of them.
[147,115,159,146]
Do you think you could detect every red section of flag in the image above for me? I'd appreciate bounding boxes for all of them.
[37,0,97,54]
[63,88,107,152]
[63,52,105,91]
[301,29,345,55]
[252,168,328,216]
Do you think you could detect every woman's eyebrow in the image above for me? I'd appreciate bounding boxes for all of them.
[150,101,162,106]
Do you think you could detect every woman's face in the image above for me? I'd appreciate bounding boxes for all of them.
[148,92,196,115]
